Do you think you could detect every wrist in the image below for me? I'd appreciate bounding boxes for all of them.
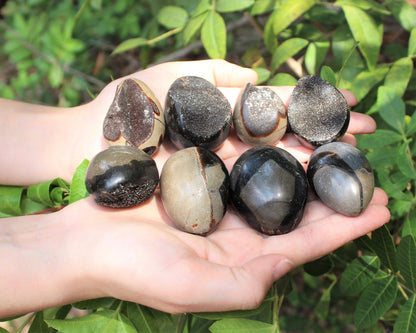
[0,204,102,318]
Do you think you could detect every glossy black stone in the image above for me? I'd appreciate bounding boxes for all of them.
[85,146,159,208]
[233,83,287,146]
[230,145,308,235]
[307,142,374,216]
[103,78,164,156]
[288,76,350,147]
[160,147,229,235]
[164,76,232,151]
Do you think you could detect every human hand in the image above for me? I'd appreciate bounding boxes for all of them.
[63,60,390,313]
[0,60,390,319]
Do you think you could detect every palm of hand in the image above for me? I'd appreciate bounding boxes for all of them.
[75,60,389,313]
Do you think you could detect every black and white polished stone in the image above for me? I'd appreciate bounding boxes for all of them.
[307,142,374,216]
[230,145,308,235]
[85,146,159,208]
[160,147,229,235]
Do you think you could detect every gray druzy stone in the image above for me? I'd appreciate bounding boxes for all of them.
[307,142,374,216]
[160,147,229,235]
[288,76,350,147]
[164,76,232,151]
[233,83,287,146]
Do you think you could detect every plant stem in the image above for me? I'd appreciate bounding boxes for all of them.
[272,282,281,333]
[147,26,184,46]
[336,41,360,88]
[176,313,189,333]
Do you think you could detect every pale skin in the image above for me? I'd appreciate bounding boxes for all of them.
[0,60,390,318]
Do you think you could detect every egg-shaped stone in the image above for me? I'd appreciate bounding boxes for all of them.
[233,83,287,146]
[160,147,229,235]
[230,145,308,235]
[164,76,232,151]
[103,78,165,156]
[85,146,159,208]
[307,142,374,216]
[288,76,350,147]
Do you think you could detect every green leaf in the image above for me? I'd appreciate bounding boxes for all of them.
[0,328,8,333]
[27,178,70,208]
[384,57,414,97]
[341,5,382,70]
[375,168,411,201]
[72,298,115,310]
[194,300,271,320]
[29,311,54,333]
[403,213,416,238]
[304,255,333,276]
[126,303,160,333]
[271,38,308,71]
[112,37,148,55]
[48,64,64,88]
[0,185,24,216]
[183,11,209,44]
[264,11,278,53]
[251,0,275,15]
[201,10,226,59]
[252,67,270,85]
[394,294,416,333]
[397,235,416,290]
[209,318,274,333]
[314,277,337,320]
[357,129,403,150]
[371,225,398,272]
[340,256,380,296]
[366,146,398,169]
[68,159,89,204]
[406,107,416,136]
[320,66,337,87]
[304,39,330,75]
[377,86,406,133]
[268,73,298,86]
[409,27,416,57]
[385,0,416,31]
[335,0,390,14]
[215,0,254,13]
[157,6,189,29]
[272,0,316,36]
[397,140,416,179]
[46,310,137,333]
[354,275,398,329]
[349,67,389,103]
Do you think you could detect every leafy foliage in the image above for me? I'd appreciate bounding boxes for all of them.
[1,0,416,332]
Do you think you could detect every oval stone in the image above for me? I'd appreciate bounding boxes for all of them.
[233,83,287,146]
[164,76,232,151]
[103,78,165,156]
[160,147,229,235]
[288,76,350,147]
[307,142,374,216]
[85,146,159,208]
[230,145,308,235]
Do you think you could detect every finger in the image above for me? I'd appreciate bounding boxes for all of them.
[156,253,291,313]
[349,112,377,134]
[264,196,390,267]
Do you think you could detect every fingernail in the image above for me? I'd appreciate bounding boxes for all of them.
[273,259,294,280]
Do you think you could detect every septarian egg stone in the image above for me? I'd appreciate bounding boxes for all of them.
[85,146,159,208]
[233,83,287,146]
[230,146,308,235]
[307,142,374,216]
[160,147,229,235]
[164,76,232,151]
[288,76,350,147]
[103,78,165,156]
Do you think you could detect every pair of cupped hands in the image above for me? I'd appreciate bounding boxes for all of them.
[44,60,391,315]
